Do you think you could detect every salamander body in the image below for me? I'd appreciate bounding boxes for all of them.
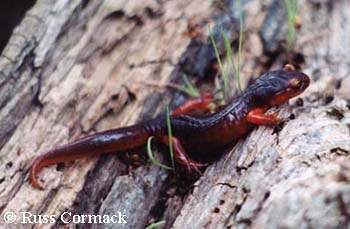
[30,69,310,189]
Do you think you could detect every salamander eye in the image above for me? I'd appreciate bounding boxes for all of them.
[290,78,302,89]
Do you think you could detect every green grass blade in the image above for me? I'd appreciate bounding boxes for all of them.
[169,84,198,97]
[221,27,236,74]
[293,0,299,14]
[209,26,228,94]
[236,0,243,92]
[285,0,299,50]
[285,0,294,48]
[221,28,242,93]
[145,220,166,229]
[182,74,200,97]
[166,107,175,169]
[214,79,226,106]
[165,75,200,98]
[146,136,172,170]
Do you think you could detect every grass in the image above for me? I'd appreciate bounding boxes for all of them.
[147,136,172,170]
[167,74,201,98]
[145,220,166,229]
[209,0,244,98]
[165,106,175,169]
[180,74,200,97]
[221,28,242,93]
[285,0,299,50]
[146,107,175,170]
[236,0,243,92]
[209,26,229,97]
[141,74,200,98]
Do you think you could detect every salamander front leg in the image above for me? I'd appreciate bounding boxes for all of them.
[171,92,216,116]
[161,136,206,172]
[246,108,284,126]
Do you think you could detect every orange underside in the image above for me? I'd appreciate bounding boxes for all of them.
[269,91,302,106]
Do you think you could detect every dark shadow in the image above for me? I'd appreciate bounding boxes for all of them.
[0,0,36,53]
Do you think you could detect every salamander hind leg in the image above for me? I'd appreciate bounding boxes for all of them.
[171,92,216,116]
[161,136,207,172]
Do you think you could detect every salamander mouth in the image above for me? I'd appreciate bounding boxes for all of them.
[269,80,309,106]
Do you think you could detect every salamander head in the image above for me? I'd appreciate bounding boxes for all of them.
[247,69,310,107]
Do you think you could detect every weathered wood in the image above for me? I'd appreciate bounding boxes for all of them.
[0,0,349,229]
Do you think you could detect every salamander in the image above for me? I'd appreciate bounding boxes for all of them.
[30,68,310,189]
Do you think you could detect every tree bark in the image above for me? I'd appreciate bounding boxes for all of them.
[0,0,349,228]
